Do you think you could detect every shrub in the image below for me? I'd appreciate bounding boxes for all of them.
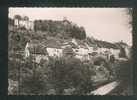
[20,67,48,95]
[48,57,94,95]
[9,53,94,95]
[34,19,86,40]
[119,47,127,58]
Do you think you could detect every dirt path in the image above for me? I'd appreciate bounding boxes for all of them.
[108,60,133,95]
[89,60,133,95]
[89,81,119,95]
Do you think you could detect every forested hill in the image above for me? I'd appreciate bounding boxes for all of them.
[34,19,86,40]
[9,18,127,52]
[34,19,128,49]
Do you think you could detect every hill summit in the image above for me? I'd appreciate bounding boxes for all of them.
[34,19,86,40]
[9,17,128,52]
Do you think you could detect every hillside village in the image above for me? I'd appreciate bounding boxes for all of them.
[9,16,131,62]
[8,15,132,95]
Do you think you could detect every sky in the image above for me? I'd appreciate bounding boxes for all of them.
[9,8,132,46]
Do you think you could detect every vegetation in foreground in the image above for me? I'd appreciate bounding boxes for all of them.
[8,17,132,95]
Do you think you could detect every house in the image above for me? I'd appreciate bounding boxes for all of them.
[45,41,63,57]
[76,48,89,55]
[62,39,78,49]
[24,42,30,58]
[62,18,71,26]
[115,41,131,59]
[75,54,83,60]
[46,48,56,57]
[27,21,34,30]
[62,46,75,57]
[97,47,120,60]
[46,48,63,57]
[73,47,90,61]
[72,38,78,46]
[75,54,90,61]
[125,47,131,59]
[109,48,120,59]
[35,54,49,64]
[24,42,48,63]
[14,17,34,30]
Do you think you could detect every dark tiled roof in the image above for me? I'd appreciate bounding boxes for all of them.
[94,40,119,49]
[28,43,47,55]
[63,47,74,55]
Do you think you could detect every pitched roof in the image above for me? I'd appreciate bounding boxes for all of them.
[63,46,75,55]
[28,42,48,55]
[94,40,119,49]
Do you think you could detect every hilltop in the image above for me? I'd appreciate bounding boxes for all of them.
[9,17,128,53]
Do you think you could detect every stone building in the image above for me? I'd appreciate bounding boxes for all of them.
[14,16,34,30]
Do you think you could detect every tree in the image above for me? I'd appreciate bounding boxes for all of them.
[9,18,14,25]
[14,15,22,25]
[14,15,22,20]
[125,8,132,29]
[79,26,86,39]
[34,19,87,40]
[23,16,29,21]
[119,47,127,58]
[87,36,95,44]
[48,57,93,95]
[62,46,75,57]
[69,25,86,40]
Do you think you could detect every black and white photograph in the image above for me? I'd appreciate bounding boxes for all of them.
[8,7,133,95]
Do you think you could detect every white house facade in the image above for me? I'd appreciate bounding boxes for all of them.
[14,19,34,30]
[46,48,63,57]
[24,42,30,58]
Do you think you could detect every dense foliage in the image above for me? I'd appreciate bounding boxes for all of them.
[119,47,127,58]
[34,19,86,40]
[8,30,30,51]
[9,55,96,95]
[8,17,131,95]
[48,57,94,95]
